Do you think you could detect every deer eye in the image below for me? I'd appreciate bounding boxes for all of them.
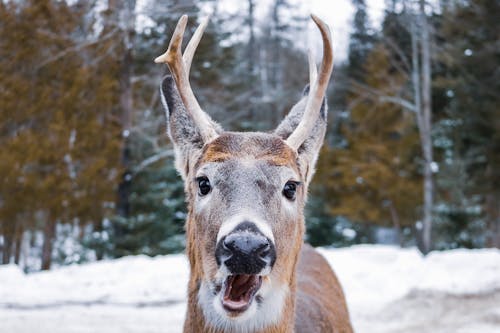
[283,181,300,200]
[197,176,211,196]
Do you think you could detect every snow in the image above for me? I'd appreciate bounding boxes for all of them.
[1,245,499,333]
[0,255,189,307]
[319,245,500,312]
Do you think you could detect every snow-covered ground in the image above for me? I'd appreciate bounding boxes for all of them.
[1,245,499,333]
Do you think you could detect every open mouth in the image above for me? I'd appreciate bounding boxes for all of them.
[222,274,262,313]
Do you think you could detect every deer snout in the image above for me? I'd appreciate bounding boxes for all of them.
[215,222,276,275]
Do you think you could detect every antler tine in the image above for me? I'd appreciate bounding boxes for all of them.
[155,15,218,143]
[286,14,334,150]
[183,16,210,76]
[308,48,318,88]
[154,15,187,65]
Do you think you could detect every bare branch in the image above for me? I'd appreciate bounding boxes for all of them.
[36,28,119,70]
[348,79,417,113]
[379,96,417,112]
[132,149,175,176]
[383,36,412,74]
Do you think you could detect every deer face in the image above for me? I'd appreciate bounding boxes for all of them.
[193,133,304,324]
[156,14,332,331]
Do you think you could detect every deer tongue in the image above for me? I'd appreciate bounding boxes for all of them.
[222,274,262,313]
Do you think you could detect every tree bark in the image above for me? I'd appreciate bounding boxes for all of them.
[270,0,284,126]
[41,221,56,270]
[409,1,434,254]
[485,194,499,248]
[2,234,12,265]
[485,165,500,248]
[14,222,23,265]
[118,29,133,217]
[109,0,136,219]
[247,0,255,74]
[388,200,403,247]
[419,0,433,254]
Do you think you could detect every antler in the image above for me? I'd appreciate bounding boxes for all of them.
[155,15,218,143]
[285,14,334,150]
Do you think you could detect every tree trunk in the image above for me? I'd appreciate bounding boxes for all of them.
[247,0,258,125]
[247,0,255,74]
[110,0,136,219]
[41,221,56,270]
[419,0,433,254]
[388,200,403,247]
[485,164,500,248]
[94,220,105,261]
[485,194,499,248]
[271,0,284,126]
[410,1,434,254]
[14,224,23,265]
[2,235,12,264]
[117,32,133,218]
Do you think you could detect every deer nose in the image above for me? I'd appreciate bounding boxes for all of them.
[215,224,276,275]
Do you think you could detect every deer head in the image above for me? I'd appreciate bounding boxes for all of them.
[156,14,333,332]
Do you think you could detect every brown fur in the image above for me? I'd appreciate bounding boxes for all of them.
[200,133,298,168]
[295,244,353,332]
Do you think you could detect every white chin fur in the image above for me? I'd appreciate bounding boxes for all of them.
[198,276,288,333]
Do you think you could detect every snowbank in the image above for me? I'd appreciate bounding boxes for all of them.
[0,254,189,307]
[318,245,500,313]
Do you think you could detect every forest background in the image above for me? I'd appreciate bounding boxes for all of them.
[0,0,498,271]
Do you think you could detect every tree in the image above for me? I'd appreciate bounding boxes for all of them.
[0,0,121,268]
[348,0,376,82]
[434,0,500,248]
[344,0,437,253]
[102,1,205,257]
[316,43,422,245]
[416,0,434,254]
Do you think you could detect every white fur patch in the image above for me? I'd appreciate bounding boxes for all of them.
[216,213,275,244]
[281,195,299,217]
[198,277,289,333]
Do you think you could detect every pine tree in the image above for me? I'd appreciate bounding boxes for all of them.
[102,2,202,257]
[0,0,121,268]
[348,0,376,82]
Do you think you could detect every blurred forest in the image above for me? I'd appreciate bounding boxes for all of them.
[0,0,498,271]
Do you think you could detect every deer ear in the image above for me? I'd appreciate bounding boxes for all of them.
[274,85,327,185]
[160,75,222,179]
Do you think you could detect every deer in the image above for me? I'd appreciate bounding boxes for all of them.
[154,14,353,333]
